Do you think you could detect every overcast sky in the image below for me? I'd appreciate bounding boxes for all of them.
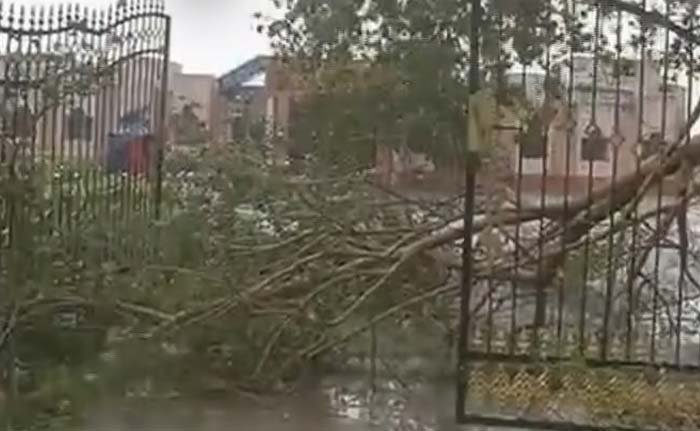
[23,0,276,76]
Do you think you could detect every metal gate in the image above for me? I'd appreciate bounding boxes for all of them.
[457,0,700,430]
[0,0,170,424]
[0,0,170,223]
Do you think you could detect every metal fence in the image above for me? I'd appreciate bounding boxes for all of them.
[457,0,700,430]
[0,0,169,421]
[0,0,170,235]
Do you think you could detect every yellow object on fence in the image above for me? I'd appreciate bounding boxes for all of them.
[467,88,499,155]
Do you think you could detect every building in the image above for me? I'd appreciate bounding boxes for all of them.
[168,62,223,146]
[502,55,686,206]
[0,52,228,175]
[0,54,168,168]
[218,56,271,143]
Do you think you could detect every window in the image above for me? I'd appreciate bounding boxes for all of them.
[67,107,93,141]
[581,131,609,162]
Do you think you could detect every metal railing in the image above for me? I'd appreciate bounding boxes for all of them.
[457,0,700,430]
[0,0,170,424]
[0,0,170,227]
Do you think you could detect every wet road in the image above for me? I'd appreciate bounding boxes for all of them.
[82,375,469,431]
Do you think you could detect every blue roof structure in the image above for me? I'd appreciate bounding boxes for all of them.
[219,55,271,98]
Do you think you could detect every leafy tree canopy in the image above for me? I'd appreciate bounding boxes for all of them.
[263,0,700,167]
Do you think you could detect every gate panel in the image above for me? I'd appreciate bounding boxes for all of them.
[0,1,170,424]
[0,0,170,230]
[458,1,700,430]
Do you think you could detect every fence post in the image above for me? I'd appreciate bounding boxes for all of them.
[455,0,481,423]
[155,14,171,220]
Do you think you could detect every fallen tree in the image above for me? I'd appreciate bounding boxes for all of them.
[6,3,700,428]
[4,100,700,384]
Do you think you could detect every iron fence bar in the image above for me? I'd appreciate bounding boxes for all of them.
[142,11,154,223]
[509,65,527,357]
[1,5,14,427]
[459,413,659,431]
[46,5,58,228]
[104,4,114,238]
[0,11,167,38]
[37,7,48,163]
[74,3,86,243]
[626,0,647,362]
[134,6,145,259]
[106,3,115,249]
[56,4,69,229]
[97,8,110,241]
[94,8,104,238]
[82,8,93,222]
[559,0,577,357]
[136,3,149,259]
[65,5,76,235]
[38,6,49,163]
[679,7,695,367]
[131,2,142,236]
[149,4,161,220]
[484,8,507,356]
[650,0,673,365]
[59,7,72,202]
[148,0,162,231]
[77,6,90,225]
[601,6,625,362]
[455,0,480,422]
[124,2,137,254]
[48,6,59,171]
[19,5,35,265]
[579,0,603,357]
[1,7,13,165]
[116,5,127,241]
[133,1,150,251]
[27,6,37,165]
[154,13,170,220]
[533,5,553,349]
[463,349,700,373]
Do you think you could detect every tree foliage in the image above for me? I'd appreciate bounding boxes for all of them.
[264,0,700,166]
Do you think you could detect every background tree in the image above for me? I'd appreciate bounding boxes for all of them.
[264,0,700,164]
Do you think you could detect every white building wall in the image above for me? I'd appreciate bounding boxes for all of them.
[506,55,687,180]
